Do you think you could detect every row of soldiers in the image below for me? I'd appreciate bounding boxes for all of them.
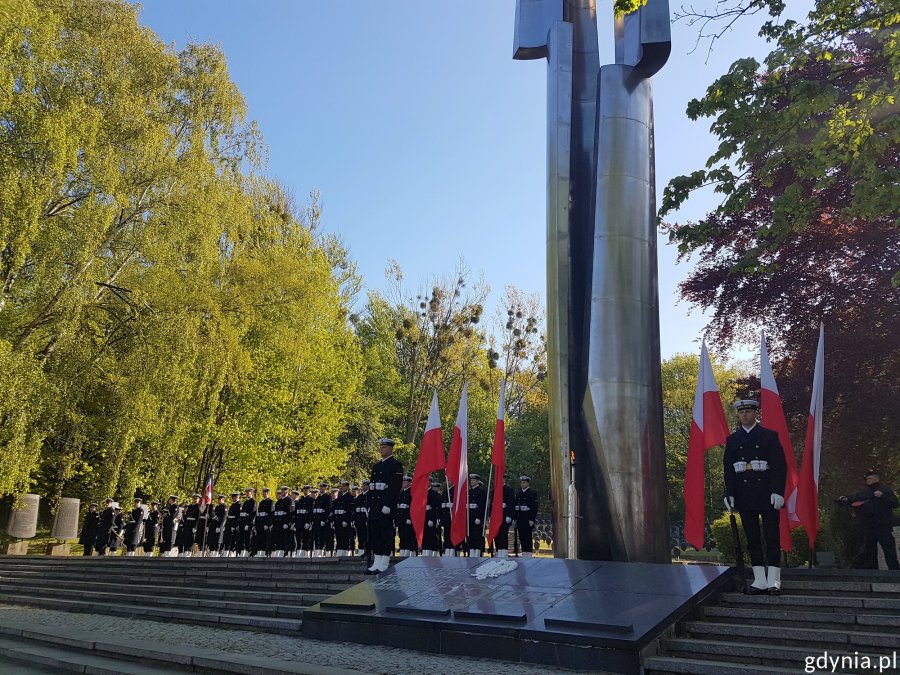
[78,472,540,560]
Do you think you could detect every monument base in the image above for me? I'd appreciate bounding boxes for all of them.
[303,557,731,673]
[45,543,71,557]
[1,541,29,555]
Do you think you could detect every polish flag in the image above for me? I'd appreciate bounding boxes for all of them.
[760,331,801,551]
[446,383,469,546]
[202,473,214,506]
[488,382,507,543]
[684,341,730,550]
[797,324,825,548]
[411,391,445,548]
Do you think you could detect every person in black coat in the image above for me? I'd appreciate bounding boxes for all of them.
[467,474,487,557]
[206,494,227,556]
[333,480,356,557]
[724,399,787,594]
[79,503,100,556]
[395,476,417,557]
[223,492,241,557]
[366,438,404,574]
[515,476,539,557]
[254,488,274,557]
[271,486,294,557]
[124,498,145,556]
[421,481,444,556]
[160,496,180,557]
[108,505,124,555]
[313,483,332,557]
[238,488,257,557]
[839,469,899,570]
[491,476,516,557]
[176,493,202,557]
[94,499,115,556]
[295,486,314,558]
[143,501,161,556]
[353,482,370,557]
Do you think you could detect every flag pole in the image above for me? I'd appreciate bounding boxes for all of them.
[482,464,493,542]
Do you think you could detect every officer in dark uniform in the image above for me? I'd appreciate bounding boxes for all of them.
[124,498,145,556]
[313,482,332,557]
[395,476,416,557]
[238,488,257,557]
[422,480,444,556]
[491,474,516,557]
[354,481,370,557]
[839,469,900,570]
[366,438,404,574]
[94,498,115,556]
[224,492,241,557]
[160,496,179,557]
[271,486,294,557]
[287,489,301,557]
[143,501,161,556]
[177,493,201,557]
[441,483,456,556]
[295,485,314,558]
[724,399,787,594]
[207,494,227,556]
[333,480,355,557]
[79,503,100,556]
[109,504,124,555]
[466,474,487,557]
[255,487,274,557]
[515,476,539,557]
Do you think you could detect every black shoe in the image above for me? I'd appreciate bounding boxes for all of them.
[745,585,767,595]
[768,587,781,596]
[364,569,380,575]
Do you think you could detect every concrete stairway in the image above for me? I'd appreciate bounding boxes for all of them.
[0,555,368,636]
[643,568,900,674]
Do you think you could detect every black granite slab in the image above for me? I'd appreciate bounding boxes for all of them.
[302,557,731,674]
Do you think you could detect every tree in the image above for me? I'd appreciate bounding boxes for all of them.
[660,0,899,500]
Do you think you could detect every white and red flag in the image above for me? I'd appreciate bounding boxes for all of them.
[446,383,469,546]
[411,391,445,548]
[202,473,214,506]
[797,323,825,548]
[760,331,801,551]
[684,341,730,550]
[487,381,507,544]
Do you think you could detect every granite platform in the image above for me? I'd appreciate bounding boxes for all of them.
[302,557,732,673]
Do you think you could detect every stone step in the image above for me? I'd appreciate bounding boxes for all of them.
[0,582,314,618]
[702,605,900,632]
[643,655,801,675]
[683,620,898,650]
[0,567,364,585]
[0,592,304,635]
[0,555,368,569]
[0,635,179,675]
[661,637,897,672]
[777,579,900,597]
[720,592,900,614]
[0,619,355,674]
[780,568,900,582]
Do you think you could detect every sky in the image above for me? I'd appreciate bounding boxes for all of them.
[136,1,812,361]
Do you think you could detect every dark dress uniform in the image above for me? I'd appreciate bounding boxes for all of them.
[313,491,332,554]
[108,510,124,554]
[492,483,516,553]
[143,508,161,554]
[441,487,456,554]
[467,482,487,553]
[396,485,416,554]
[194,504,210,551]
[724,423,787,567]
[296,493,314,554]
[79,509,100,556]
[207,502,227,553]
[238,495,257,554]
[176,503,200,554]
[422,486,444,554]
[515,487,539,553]
[843,481,899,569]
[160,502,179,555]
[368,455,404,557]
[333,490,355,554]
[124,506,144,552]
[273,494,294,553]
[255,494,274,556]
[95,505,115,556]
[224,498,241,554]
[353,490,370,556]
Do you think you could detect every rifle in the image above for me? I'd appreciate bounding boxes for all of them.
[728,509,747,593]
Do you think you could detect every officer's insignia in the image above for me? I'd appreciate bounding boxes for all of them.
[471,559,518,580]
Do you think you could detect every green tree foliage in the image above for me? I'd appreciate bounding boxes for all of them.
[662,353,744,523]
[0,0,360,504]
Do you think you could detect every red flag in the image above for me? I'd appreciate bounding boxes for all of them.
[411,391,445,548]
[446,383,469,546]
[487,382,506,543]
[202,473,214,506]
[684,341,730,550]
[797,323,825,548]
[760,331,800,551]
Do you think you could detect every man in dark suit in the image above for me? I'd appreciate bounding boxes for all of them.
[724,399,787,594]
[79,503,100,556]
[366,438,404,574]
[839,469,899,570]
[514,476,539,557]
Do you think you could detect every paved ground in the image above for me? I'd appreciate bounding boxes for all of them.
[0,604,560,675]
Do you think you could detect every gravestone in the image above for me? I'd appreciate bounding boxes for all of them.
[51,497,80,539]
[3,493,39,555]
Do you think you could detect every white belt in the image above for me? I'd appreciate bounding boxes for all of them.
[186,517,197,521]
[314,509,324,513]
[398,504,409,510]
[468,503,478,509]
[374,482,387,490]
[734,460,768,473]
[442,502,451,508]
[274,511,286,516]
[227,515,236,520]
[334,509,345,515]
[239,513,250,517]
[258,511,268,516]
[299,509,308,514]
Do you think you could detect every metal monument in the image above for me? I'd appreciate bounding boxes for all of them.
[514,0,671,562]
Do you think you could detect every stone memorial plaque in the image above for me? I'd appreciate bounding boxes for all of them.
[51,497,80,540]
[5,493,39,539]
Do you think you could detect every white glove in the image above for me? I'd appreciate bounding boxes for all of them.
[244,525,249,531]
[771,493,784,510]
[724,496,735,511]
[283,524,288,529]
[381,506,391,515]
[505,517,512,524]
[319,521,325,527]
[215,528,220,533]
[475,518,481,525]
[342,522,348,527]
[304,523,312,530]
[529,520,534,527]
[427,520,434,527]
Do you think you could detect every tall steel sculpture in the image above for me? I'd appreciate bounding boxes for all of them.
[514,0,671,563]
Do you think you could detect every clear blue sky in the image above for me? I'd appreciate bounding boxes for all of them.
[137,1,811,360]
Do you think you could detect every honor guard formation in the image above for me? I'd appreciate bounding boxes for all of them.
[78,438,540,572]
